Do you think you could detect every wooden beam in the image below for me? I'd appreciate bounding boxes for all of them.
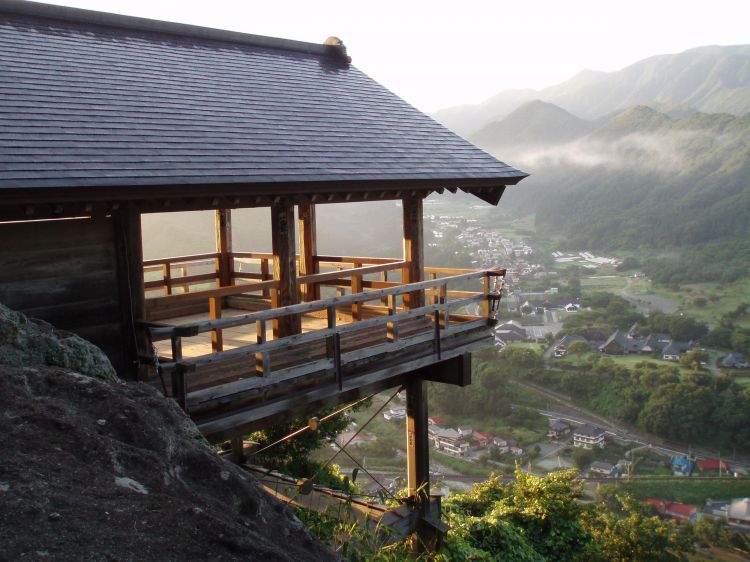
[214,209,233,288]
[271,199,300,337]
[402,196,424,309]
[297,203,319,302]
[405,378,430,522]
[113,203,147,381]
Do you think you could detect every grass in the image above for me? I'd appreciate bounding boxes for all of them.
[580,275,629,291]
[604,477,750,504]
[431,450,489,477]
[552,351,691,375]
[636,278,750,329]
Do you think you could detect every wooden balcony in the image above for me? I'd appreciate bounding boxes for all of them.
[141,253,504,442]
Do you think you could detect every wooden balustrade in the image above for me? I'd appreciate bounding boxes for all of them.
[142,253,504,340]
[145,269,505,407]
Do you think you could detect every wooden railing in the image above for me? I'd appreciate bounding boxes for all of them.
[143,252,218,295]
[145,269,505,412]
[142,252,497,324]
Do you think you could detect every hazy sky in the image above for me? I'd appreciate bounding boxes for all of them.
[43,0,750,112]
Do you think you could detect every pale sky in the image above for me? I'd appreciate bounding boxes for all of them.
[41,0,750,112]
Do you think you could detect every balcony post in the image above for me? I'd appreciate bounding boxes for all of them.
[298,203,319,302]
[402,195,424,309]
[271,198,301,337]
[405,377,436,552]
[214,208,233,287]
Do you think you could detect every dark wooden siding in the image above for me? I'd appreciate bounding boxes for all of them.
[0,217,125,372]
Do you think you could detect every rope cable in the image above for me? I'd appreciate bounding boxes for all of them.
[253,393,374,456]
[283,386,403,508]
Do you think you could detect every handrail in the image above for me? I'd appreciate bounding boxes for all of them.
[143,252,219,267]
[148,269,503,339]
[149,279,280,308]
[149,267,505,410]
[298,260,406,285]
[315,255,397,266]
[232,251,274,260]
[179,295,485,371]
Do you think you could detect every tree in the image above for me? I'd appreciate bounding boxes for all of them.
[567,341,591,355]
[582,495,693,562]
[679,349,709,369]
[249,405,363,482]
[616,256,641,272]
[572,447,595,470]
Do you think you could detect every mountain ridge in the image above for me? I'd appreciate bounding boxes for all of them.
[470,101,750,256]
[434,44,750,137]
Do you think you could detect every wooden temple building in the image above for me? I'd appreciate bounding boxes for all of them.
[0,0,527,546]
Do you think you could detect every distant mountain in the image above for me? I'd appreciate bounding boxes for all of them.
[434,45,750,137]
[475,104,750,252]
[470,100,595,151]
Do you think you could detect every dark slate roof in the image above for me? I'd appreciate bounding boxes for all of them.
[574,424,605,437]
[0,1,527,194]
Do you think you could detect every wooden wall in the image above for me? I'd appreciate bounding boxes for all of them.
[0,217,126,373]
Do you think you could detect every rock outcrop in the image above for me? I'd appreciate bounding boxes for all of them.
[0,304,337,561]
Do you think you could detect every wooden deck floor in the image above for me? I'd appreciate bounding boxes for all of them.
[155,308,329,359]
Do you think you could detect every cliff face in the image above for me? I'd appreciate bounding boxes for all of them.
[0,304,336,561]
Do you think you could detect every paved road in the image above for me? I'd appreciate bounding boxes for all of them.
[514,379,750,469]
[620,277,679,314]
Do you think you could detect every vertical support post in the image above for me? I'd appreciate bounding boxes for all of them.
[298,203,319,302]
[215,208,233,287]
[170,335,187,411]
[261,259,270,298]
[405,377,432,551]
[326,306,342,389]
[483,274,490,318]
[162,263,172,295]
[271,199,300,338]
[387,294,399,342]
[230,437,246,465]
[209,296,223,352]
[351,261,362,320]
[255,319,270,376]
[439,283,448,328]
[113,202,147,381]
[402,196,424,309]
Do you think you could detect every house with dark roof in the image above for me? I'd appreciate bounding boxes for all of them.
[494,320,528,346]
[662,340,697,361]
[640,334,671,354]
[573,424,605,449]
[722,353,748,369]
[589,461,617,476]
[599,330,643,355]
[553,334,588,357]
[548,419,571,439]
[0,1,528,542]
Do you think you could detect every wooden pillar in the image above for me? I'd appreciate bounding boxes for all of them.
[271,199,300,337]
[113,202,147,381]
[214,208,233,287]
[402,195,424,309]
[405,377,435,551]
[298,203,319,302]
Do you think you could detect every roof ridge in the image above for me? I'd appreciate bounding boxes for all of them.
[0,0,350,61]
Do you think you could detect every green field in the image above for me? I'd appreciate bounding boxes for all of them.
[604,477,750,504]
[580,275,628,291]
[552,351,691,374]
[633,278,750,329]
